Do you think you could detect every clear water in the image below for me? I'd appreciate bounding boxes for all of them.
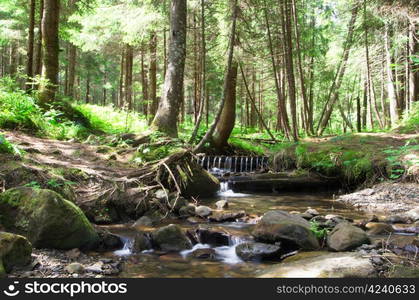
[101,189,369,278]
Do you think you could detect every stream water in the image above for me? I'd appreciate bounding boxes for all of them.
[98,183,371,278]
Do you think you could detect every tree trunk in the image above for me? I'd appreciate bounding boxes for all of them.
[148,31,158,118]
[193,0,238,152]
[384,23,399,126]
[408,19,418,105]
[317,5,358,135]
[34,0,44,78]
[151,0,187,137]
[124,44,133,110]
[26,0,36,90]
[38,0,60,106]
[118,47,125,108]
[67,44,76,98]
[212,61,238,149]
[140,47,149,115]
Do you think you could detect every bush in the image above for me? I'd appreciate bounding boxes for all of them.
[0,134,22,156]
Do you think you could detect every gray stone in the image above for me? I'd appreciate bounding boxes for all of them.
[215,200,228,210]
[152,224,192,252]
[195,206,212,218]
[327,223,370,251]
[405,207,419,221]
[65,263,85,274]
[236,242,282,261]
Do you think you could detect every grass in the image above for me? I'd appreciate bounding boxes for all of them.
[395,102,419,134]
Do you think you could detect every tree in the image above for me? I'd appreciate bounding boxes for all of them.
[38,0,60,106]
[151,0,187,137]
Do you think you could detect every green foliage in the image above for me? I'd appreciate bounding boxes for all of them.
[383,140,419,179]
[310,221,329,240]
[0,133,22,156]
[228,137,266,155]
[396,102,419,134]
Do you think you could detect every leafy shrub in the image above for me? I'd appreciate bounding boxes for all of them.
[0,134,22,156]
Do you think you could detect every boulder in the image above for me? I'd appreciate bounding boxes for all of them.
[193,227,230,246]
[365,222,394,235]
[151,224,192,252]
[190,248,216,260]
[235,242,281,261]
[0,232,32,272]
[169,197,189,213]
[0,187,99,250]
[258,252,376,278]
[132,232,152,252]
[181,163,220,198]
[252,210,319,250]
[133,216,155,227]
[405,207,419,222]
[215,200,228,210]
[179,205,196,218]
[95,229,123,252]
[195,206,212,218]
[208,210,245,222]
[327,223,370,251]
[305,208,320,216]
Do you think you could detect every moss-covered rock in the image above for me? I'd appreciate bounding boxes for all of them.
[181,163,220,198]
[0,187,99,250]
[0,231,32,273]
[0,259,5,278]
[151,224,192,251]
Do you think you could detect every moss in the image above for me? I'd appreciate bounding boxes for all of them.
[0,232,32,273]
[0,259,5,278]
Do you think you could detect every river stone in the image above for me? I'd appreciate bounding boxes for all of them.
[365,222,394,235]
[169,197,189,212]
[258,252,376,278]
[208,210,245,222]
[154,189,168,200]
[190,248,216,260]
[179,205,196,218]
[0,260,5,278]
[0,232,32,273]
[133,216,155,227]
[195,206,212,217]
[132,232,152,252]
[181,162,220,198]
[252,210,319,250]
[96,229,123,252]
[194,227,230,246]
[405,207,419,221]
[0,187,99,250]
[65,262,85,274]
[327,222,370,251]
[215,200,228,210]
[236,242,281,261]
[152,224,192,251]
[305,208,320,216]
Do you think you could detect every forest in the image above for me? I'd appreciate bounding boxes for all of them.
[0,0,418,280]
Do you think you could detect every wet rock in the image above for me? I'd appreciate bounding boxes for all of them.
[327,223,370,251]
[151,224,192,252]
[365,222,394,235]
[252,210,319,250]
[96,229,123,251]
[405,207,419,222]
[385,215,411,224]
[154,189,168,201]
[208,210,246,222]
[180,162,220,198]
[0,261,6,278]
[0,232,32,273]
[305,208,320,216]
[65,262,84,274]
[236,242,281,261]
[132,232,152,252]
[215,200,228,210]
[258,252,376,278]
[133,216,156,227]
[296,213,313,220]
[190,248,216,260]
[178,205,196,218]
[0,187,99,250]
[194,227,230,246]
[85,262,103,274]
[186,217,203,225]
[195,206,212,218]
[169,197,189,213]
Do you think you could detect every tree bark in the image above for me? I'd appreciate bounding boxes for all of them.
[34,0,44,78]
[384,22,399,126]
[38,0,60,106]
[148,31,158,118]
[26,0,36,90]
[408,19,418,105]
[140,47,149,116]
[67,44,76,98]
[124,44,134,110]
[151,0,187,137]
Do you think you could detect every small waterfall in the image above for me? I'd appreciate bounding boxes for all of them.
[197,155,269,174]
[114,236,133,256]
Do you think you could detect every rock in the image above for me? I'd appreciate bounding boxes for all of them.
[96,229,123,251]
[133,216,155,227]
[258,252,376,278]
[132,232,152,252]
[190,248,216,260]
[151,224,192,251]
[405,207,419,221]
[186,217,202,225]
[85,262,103,274]
[195,206,212,218]
[179,205,196,218]
[65,248,81,260]
[0,260,5,278]
[65,262,84,274]
[385,215,411,224]
[215,200,228,210]
[305,208,319,216]
[169,197,189,212]
[154,189,168,200]
[0,232,32,273]
[252,210,319,250]
[236,242,282,261]
[181,162,220,198]
[193,227,230,246]
[327,223,370,251]
[365,222,394,235]
[208,210,245,222]
[296,213,313,220]
[0,187,99,250]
